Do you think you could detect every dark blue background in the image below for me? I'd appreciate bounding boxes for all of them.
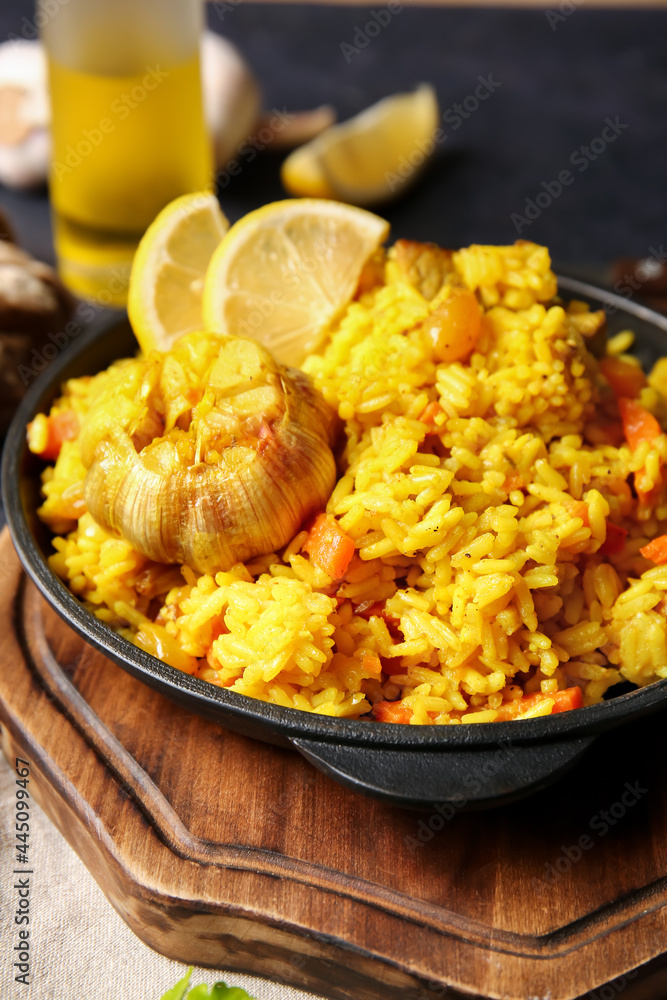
[0,2,665,276]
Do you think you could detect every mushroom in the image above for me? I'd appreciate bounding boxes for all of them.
[0,221,75,432]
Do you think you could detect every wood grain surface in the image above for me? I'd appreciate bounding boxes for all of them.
[0,527,666,1000]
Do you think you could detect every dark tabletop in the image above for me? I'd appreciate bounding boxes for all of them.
[0,2,666,271]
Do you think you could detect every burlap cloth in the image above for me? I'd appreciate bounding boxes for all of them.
[0,755,324,1000]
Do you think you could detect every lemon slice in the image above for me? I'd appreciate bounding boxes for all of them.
[202,198,389,366]
[128,191,229,354]
[281,85,440,207]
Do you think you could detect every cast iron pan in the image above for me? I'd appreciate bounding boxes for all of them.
[4,276,667,809]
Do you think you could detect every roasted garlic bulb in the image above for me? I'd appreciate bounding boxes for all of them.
[80,331,339,574]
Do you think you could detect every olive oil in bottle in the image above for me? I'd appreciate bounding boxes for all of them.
[40,0,213,305]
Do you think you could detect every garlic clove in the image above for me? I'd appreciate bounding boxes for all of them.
[260,105,336,151]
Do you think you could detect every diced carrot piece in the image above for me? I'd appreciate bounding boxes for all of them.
[494,686,583,722]
[210,620,229,642]
[361,653,382,677]
[382,660,407,677]
[640,534,667,565]
[46,410,79,455]
[550,687,584,713]
[636,481,662,505]
[420,400,443,425]
[372,700,412,724]
[494,697,533,722]
[618,397,662,450]
[28,410,79,461]
[355,600,384,619]
[599,357,647,399]
[303,513,356,581]
[600,522,628,555]
[504,472,525,492]
[617,398,664,503]
[564,499,590,526]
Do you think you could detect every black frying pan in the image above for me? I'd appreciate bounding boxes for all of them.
[4,276,667,808]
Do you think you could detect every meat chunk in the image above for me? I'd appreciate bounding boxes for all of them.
[394,239,454,301]
[565,307,607,358]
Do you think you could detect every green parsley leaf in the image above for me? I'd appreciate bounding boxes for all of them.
[159,971,256,1000]
[160,968,193,1000]
[210,986,256,1000]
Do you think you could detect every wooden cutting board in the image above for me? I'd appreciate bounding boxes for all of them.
[1,526,666,1000]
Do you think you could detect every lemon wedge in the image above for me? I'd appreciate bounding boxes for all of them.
[281,85,440,207]
[128,191,229,355]
[202,198,389,366]
[280,145,336,200]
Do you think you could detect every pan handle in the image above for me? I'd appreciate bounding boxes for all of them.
[289,735,595,809]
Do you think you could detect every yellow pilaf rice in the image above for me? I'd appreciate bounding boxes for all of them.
[32,240,667,723]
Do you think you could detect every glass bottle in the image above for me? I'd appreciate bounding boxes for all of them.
[39,0,213,306]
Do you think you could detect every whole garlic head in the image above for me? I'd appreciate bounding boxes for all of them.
[81,331,340,575]
[0,40,50,189]
[200,30,261,169]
